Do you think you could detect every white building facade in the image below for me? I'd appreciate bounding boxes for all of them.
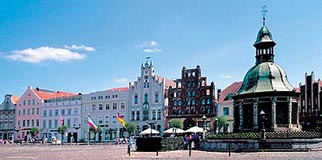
[128,60,175,135]
[81,87,129,142]
[41,94,82,143]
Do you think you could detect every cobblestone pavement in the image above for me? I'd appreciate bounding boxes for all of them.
[1,143,322,160]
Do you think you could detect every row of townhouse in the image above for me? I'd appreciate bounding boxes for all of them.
[1,59,217,142]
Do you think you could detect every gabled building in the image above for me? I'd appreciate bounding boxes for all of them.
[217,82,242,133]
[81,87,129,142]
[299,72,322,131]
[15,86,75,140]
[166,65,216,131]
[0,94,19,141]
[129,60,175,135]
[42,93,81,143]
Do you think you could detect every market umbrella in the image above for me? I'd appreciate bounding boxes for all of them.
[139,128,160,135]
[185,126,204,133]
[164,128,186,134]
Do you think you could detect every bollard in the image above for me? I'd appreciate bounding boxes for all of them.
[156,151,158,156]
[229,143,231,156]
[128,143,131,156]
[189,142,192,157]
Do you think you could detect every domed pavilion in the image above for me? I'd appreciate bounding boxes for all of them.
[233,16,300,132]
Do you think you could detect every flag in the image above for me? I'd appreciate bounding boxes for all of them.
[88,115,98,132]
[60,115,64,125]
[117,113,127,130]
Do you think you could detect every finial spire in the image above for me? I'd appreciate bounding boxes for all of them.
[261,5,268,26]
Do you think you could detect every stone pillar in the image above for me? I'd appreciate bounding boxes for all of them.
[239,101,243,130]
[253,98,258,130]
[288,98,293,129]
[271,97,277,131]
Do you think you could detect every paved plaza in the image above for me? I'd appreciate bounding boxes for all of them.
[1,143,322,160]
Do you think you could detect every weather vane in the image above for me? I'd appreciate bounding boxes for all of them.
[261,5,268,26]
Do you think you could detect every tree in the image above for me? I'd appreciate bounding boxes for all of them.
[170,119,183,129]
[89,126,102,143]
[125,122,136,136]
[213,116,227,133]
[30,127,39,138]
[58,125,68,144]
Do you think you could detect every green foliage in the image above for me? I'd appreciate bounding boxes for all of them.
[213,116,227,133]
[207,132,260,139]
[30,127,39,137]
[125,122,136,135]
[169,119,183,129]
[58,125,68,134]
[90,126,102,133]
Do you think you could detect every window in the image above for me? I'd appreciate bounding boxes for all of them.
[42,120,46,128]
[192,90,196,96]
[27,120,30,127]
[134,94,138,104]
[121,102,125,109]
[136,111,140,120]
[113,103,117,110]
[143,110,149,121]
[32,99,35,105]
[206,89,210,95]
[152,110,156,120]
[157,110,161,120]
[201,99,205,105]
[187,99,191,105]
[18,110,21,116]
[174,100,177,106]
[43,110,47,117]
[106,104,110,110]
[207,99,211,105]
[49,110,52,116]
[155,93,159,103]
[187,82,191,88]
[92,105,96,111]
[99,104,103,110]
[178,100,182,106]
[28,109,30,115]
[223,108,229,116]
[55,110,59,116]
[23,100,26,106]
[28,100,30,105]
[67,119,71,127]
[112,116,117,123]
[144,93,148,103]
[31,119,34,127]
[131,111,135,120]
[187,91,191,97]
[36,119,39,127]
[23,109,25,115]
[48,120,52,129]
[74,108,78,114]
[192,99,195,105]
[36,108,39,115]
[54,119,58,128]
[61,109,65,116]
[68,108,72,115]
[105,116,110,124]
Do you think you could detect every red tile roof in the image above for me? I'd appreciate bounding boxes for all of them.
[294,87,300,93]
[33,89,77,100]
[218,82,242,104]
[106,87,129,92]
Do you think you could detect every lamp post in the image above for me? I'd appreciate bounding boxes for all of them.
[259,110,266,140]
[320,114,322,137]
[202,115,207,139]
[146,121,156,137]
[73,124,81,144]
[214,117,218,134]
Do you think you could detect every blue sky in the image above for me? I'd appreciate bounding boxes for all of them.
[0,1,322,101]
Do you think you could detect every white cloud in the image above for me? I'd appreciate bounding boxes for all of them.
[221,74,232,79]
[7,46,86,63]
[64,44,95,52]
[143,48,162,53]
[136,41,161,53]
[115,78,128,83]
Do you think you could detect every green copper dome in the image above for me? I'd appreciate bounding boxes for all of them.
[237,62,294,95]
[254,26,276,47]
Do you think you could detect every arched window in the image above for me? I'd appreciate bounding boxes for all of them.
[207,108,211,114]
[144,93,148,103]
[187,82,191,88]
[201,99,205,105]
[155,92,159,103]
[174,100,177,106]
[187,99,191,106]
[187,91,191,97]
[207,99,211,104]
[178,100,182,106]
[191,99,195,105]
[134,94,138,104]
[206,89,210,95]
[192,90,196,96]
[178,82,181,88]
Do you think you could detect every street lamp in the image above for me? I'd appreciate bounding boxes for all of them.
[202,115,207,139]
[73,124,81,144]
[259,110,266,140]
[214,117,218,134]
[146,121,156,137]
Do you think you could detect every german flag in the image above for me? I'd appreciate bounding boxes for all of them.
[117,113,127,130]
